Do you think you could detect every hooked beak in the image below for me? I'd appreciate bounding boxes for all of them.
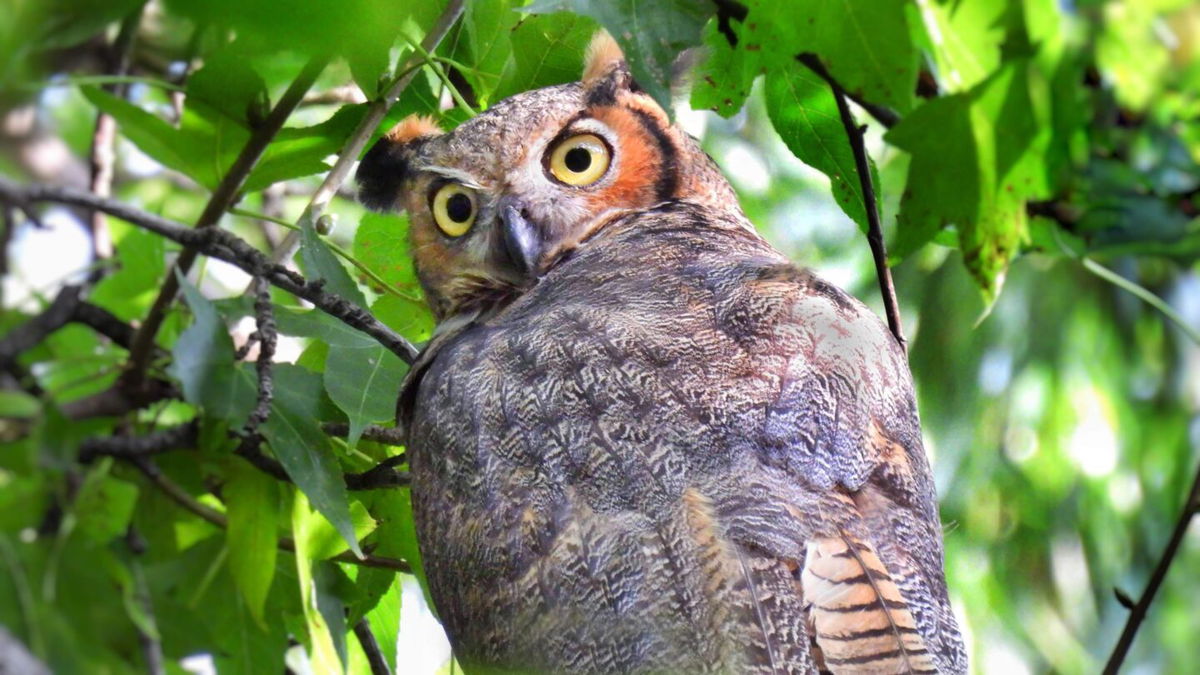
[499,198,543,280]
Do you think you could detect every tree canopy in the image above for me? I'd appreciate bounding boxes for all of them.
[1,1,1198,673]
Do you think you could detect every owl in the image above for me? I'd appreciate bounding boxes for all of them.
[357,33,966,674]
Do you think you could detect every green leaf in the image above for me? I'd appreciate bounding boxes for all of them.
[372,294,435,344]
[185,45,270,129]
[0,390,40,418]
[247,103,373,192]
[89,225,166,321]
[353,212,420,293]
[464,0,523,107]
[300,222,367,307]
[224,460,280,625]
[917,0,1012,93]
[526,0,709,111]
[746,0,917,112]
[301,500,377,561]
[314,562,352,671]
[887,62,1047,300]
[73,462,139,544]
[261,365,360,557]
[170,274,256,425]
[493,11,599,102]
[363,577,401,673]
[764,60,879,234]
[324,342,407,448]
[81,86,215,188]
[292,490,346,675]
[690,19,762,118]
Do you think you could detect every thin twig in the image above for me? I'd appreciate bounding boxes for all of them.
[1082,258,1200,345]
[798,53,906,350]
[125,54,331,383]
[354,618,392,675]
[1103,462,1200,673]
[322,422,406,446]
[129,458,412,572]
[264,0,466,268]
[79,418,408,490]
[1051,230,1200,670]
[0,178,419,363]
[87,5,144,264]
[244,277,276,432]
[124,527,165,675]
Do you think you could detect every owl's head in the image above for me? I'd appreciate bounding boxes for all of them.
[356,32,740,322]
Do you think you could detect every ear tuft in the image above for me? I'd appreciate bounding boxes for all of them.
[385,114,443,144]
[583,30,625,86]
[356,115,443,212]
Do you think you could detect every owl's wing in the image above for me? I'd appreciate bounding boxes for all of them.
[721,265,966,674]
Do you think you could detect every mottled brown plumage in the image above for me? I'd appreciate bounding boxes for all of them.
[357,33,966,674]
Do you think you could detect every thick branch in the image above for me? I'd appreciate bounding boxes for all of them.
[1103,459,1200,673]
[799,54,906,350]
[0,178,419,363]
[79,421,198,462]
[0,285,83,366]
[125,54,331,381]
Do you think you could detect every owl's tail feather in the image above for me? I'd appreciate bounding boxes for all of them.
[801,535,938,674]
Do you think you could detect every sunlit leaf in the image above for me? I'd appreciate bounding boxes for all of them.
[224,459,280,625]
[764,59,880,234]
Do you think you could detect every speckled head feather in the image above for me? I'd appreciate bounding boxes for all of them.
[355,33,742,323]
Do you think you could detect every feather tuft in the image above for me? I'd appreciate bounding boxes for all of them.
[583,30,625,85]
[384,114,443,144]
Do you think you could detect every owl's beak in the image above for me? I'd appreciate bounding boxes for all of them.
[499,199,543,280]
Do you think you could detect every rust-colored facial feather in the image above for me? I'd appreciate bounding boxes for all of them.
[355,32,741,324]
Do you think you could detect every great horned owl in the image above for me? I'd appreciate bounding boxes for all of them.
[357,33,966,674]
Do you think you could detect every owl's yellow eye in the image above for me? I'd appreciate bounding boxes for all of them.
[547,134,610,186]
[431,184,477,237]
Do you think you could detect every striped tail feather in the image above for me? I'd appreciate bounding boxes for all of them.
[801,536,938,674]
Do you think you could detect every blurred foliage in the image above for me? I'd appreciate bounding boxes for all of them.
[1,0,1199,673]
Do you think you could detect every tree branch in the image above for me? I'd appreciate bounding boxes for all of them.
[354,618,392,675]
[79,421,198,462]
[129,457,412,573]
[244,277,276,433]
[0,178,419,363]
[87,4,144,264]
[263,0,466,267]
[1103,459,1200,673]
[799,53,906,350]
[322,422,406,446]
[125,53,331,382]
[0,285,83,366]
[80,419,409,490]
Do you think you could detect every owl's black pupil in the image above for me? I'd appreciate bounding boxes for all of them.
[564,147,592,173]
[446,192,472,223]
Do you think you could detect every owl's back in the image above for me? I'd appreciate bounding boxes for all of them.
[407,201,965,673]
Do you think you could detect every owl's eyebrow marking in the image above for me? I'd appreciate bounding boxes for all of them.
[419,165,485,189]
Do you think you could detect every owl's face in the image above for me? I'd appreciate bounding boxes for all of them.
[357,34,740,322]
